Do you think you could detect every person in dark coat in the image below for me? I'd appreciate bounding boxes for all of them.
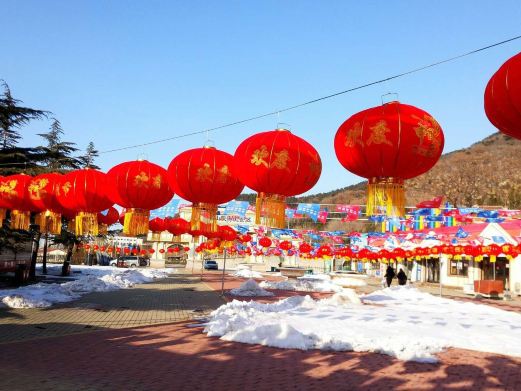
[384,265,395,287]
[397,269,407,286]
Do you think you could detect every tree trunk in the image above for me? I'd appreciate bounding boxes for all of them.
[29,232,41,279]
[61,242,74,276]
[42,233,49,275]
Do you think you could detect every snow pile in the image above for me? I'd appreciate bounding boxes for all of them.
[331,277,367,287]
[260,274,343,293]
[229,279,274,297]
[205,286,521,362]
[1,265,172,308]
[231,268,264,279]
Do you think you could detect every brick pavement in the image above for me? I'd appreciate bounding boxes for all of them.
[1,320,520,391]
[0,270,224,344]
[2,268,521,390]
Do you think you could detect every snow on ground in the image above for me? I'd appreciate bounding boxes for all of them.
[331,277,367,287]
[260,277,343,293]
[231,269,264,279]
[0,265,173,309]
[204,285,521,362]
[229,279,274,297]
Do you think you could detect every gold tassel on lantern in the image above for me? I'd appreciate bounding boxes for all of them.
[190,202,218,235]
[255,192,286,228]
[75,212,99,236]
[123,208,150,237]
[10,210,31,231]
[98,224,108,235]
[0,208,5,227]
[35,211,62,235]
[366,177,405,217]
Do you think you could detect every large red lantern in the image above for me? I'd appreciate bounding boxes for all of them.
[299,242,312,254]
[148,217,166,241]
[0,174,38,230]
[107,160,173,237]
[335,101,444,217]
[279,240,292,251]
[97,206,120,234]
[234,129,321,228]
[167,146,244,235]
[28,173,64,234]
[484,52,521,139]
[56,169,112,236]
[219,225,238,242]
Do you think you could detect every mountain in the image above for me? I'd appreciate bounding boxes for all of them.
[238,132,521,210]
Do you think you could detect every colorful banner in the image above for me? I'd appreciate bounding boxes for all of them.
[150,199,180,218]
[318,210,328,224]
[296,203,320,222]
[224,201,249,217]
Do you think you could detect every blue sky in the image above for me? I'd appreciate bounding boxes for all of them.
[2,1,521,195]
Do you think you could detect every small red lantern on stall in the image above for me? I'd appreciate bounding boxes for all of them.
[299,242,312,254]
[279,240,292,251]
[259,237,272,248]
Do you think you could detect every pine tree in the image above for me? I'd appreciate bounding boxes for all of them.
[37,118,83,171]
[0,81,48,175]
[80,141,100,169]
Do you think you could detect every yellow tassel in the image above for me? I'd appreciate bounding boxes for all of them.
[123,208,150,236]
[255,192,286,228]
[98,224,108,235]
[35,211,62,235]
[0,208,5,227]
[366,177,405,217]
[490,255,496,263]
[190,203,218,235]
[10,210,31,230]
[75,212,99,236]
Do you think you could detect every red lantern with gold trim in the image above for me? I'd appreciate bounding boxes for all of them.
[56,169,112,235]
[97,206,119,235]
[484,52,521,139]
[0,174,38,230]
[335,101,444,217]
[107,160,173,236]
[28,173,64,234]
[233,129,321,228]
[166,217,190,236]
[167,146,244,236]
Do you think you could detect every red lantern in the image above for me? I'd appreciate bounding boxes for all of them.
[100,246,106,251]
[98,206,119,226]
[183,246,190,252]
[279,240,292,251]
[234,129,321,228]
[159,248,165,254]
[0,174,38,230]
[149,217,166,233]
[484,52,521,139]
[168,146,243,236]
[317,245,333,258]
[93,245,99,251]
[28,173,64,234]
[239,234,252,243]
[124,247,131,253]
[107,160,173,236]
[219,225,237,242]
[335,101,444,216]
[149,248,155,254]
[299,242,312,254]
[84,244,90,250]
[259,237,272,248]
[56,169,112,236]
[166,217,190,236]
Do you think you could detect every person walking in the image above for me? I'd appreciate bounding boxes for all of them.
[384,265,395,287]
[397,268,407,286]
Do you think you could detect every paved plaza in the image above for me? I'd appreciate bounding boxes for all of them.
[1,268,521,390]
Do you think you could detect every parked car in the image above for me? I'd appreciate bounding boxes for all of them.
[203,259,218,270]
[111,256,148,268]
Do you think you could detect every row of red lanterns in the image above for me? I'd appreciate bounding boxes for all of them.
[80,244,190,254]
